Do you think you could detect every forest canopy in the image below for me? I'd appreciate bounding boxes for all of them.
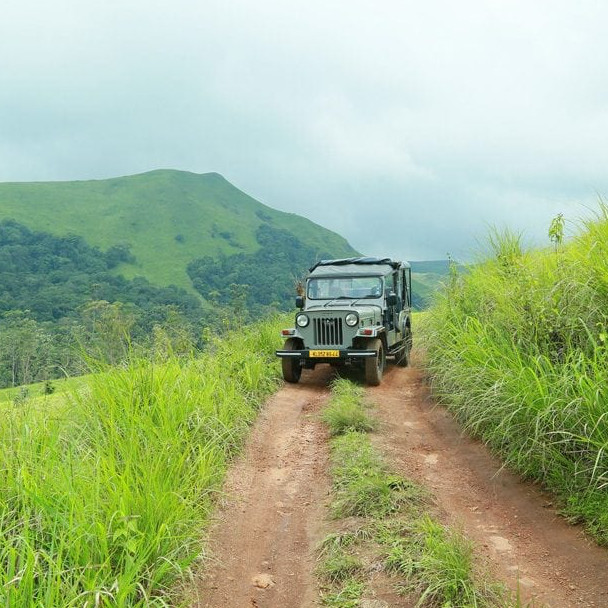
[0,220,204,387]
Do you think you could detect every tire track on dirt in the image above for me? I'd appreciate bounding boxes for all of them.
[195,368,333,608]
[194,358,608,607]
[370,362,608,608]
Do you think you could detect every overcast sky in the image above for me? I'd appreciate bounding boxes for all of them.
[1,1,607,261]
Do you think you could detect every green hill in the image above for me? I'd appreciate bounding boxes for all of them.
[0,170,362,387]
[0,169,357,291]
[0,169,451,315]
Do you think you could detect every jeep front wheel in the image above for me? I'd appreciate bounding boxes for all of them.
[281,338,302,383]
[365,338,385,386]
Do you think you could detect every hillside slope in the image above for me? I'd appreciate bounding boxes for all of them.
[0,169,358,291]
[409,260,450,308]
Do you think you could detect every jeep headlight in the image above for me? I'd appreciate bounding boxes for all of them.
[345,313,359,327]
[296,313,310,327]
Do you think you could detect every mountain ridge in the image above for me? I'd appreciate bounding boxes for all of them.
[0,169,358,291]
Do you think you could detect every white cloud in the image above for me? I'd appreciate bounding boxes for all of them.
[0,0,607,259]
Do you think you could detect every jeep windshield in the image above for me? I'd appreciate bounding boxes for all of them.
[307,276,383,300]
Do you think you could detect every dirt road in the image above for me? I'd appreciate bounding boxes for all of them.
[194,362,608,607]
[372,363,608,608]
[195,368,333,608]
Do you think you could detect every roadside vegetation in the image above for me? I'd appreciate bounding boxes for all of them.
[422,207,608,545]
[317,378,515,607]
[0,318,282,606]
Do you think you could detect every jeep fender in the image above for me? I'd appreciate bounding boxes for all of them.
[354,329,387,352]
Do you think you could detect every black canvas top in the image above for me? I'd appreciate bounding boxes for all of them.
[309,257,408,273]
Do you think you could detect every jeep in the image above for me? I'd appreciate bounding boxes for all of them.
[276,257,412,385]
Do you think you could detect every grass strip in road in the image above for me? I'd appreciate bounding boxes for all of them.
[317,378,521,608]
[321,380,377,437]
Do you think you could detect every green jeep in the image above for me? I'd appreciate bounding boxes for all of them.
[276,257,412,385]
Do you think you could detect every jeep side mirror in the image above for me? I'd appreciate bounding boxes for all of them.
[387,292,397,306]
[295,295,304,309]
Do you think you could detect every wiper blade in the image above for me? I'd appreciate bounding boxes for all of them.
[323,296,354,307]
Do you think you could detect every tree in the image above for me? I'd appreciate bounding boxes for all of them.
[0,311,52,387]
[78,300,136,365]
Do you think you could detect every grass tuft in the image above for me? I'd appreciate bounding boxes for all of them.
[330,431,421,519]
[321,378,377,436]
[387,517,490,606]
[318,551,364,584]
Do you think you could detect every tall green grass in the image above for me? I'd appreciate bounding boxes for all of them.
[0,318,282,606]
[422,207,608,544]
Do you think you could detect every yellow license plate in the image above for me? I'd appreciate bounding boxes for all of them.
[310,350,340,358]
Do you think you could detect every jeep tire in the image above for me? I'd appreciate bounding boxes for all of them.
[365,338,385,386]
[395,345,409,367]
[281,338,302,383]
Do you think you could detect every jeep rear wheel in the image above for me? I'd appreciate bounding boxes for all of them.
[396,326,412,367]
[395,345,409,367]
[365,338,385,386]
[396,339,410,368]
[281,338,302,383]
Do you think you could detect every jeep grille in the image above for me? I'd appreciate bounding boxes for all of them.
[313,317,343,346]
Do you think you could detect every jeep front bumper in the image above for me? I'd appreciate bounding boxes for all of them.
[275,349,377,363]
